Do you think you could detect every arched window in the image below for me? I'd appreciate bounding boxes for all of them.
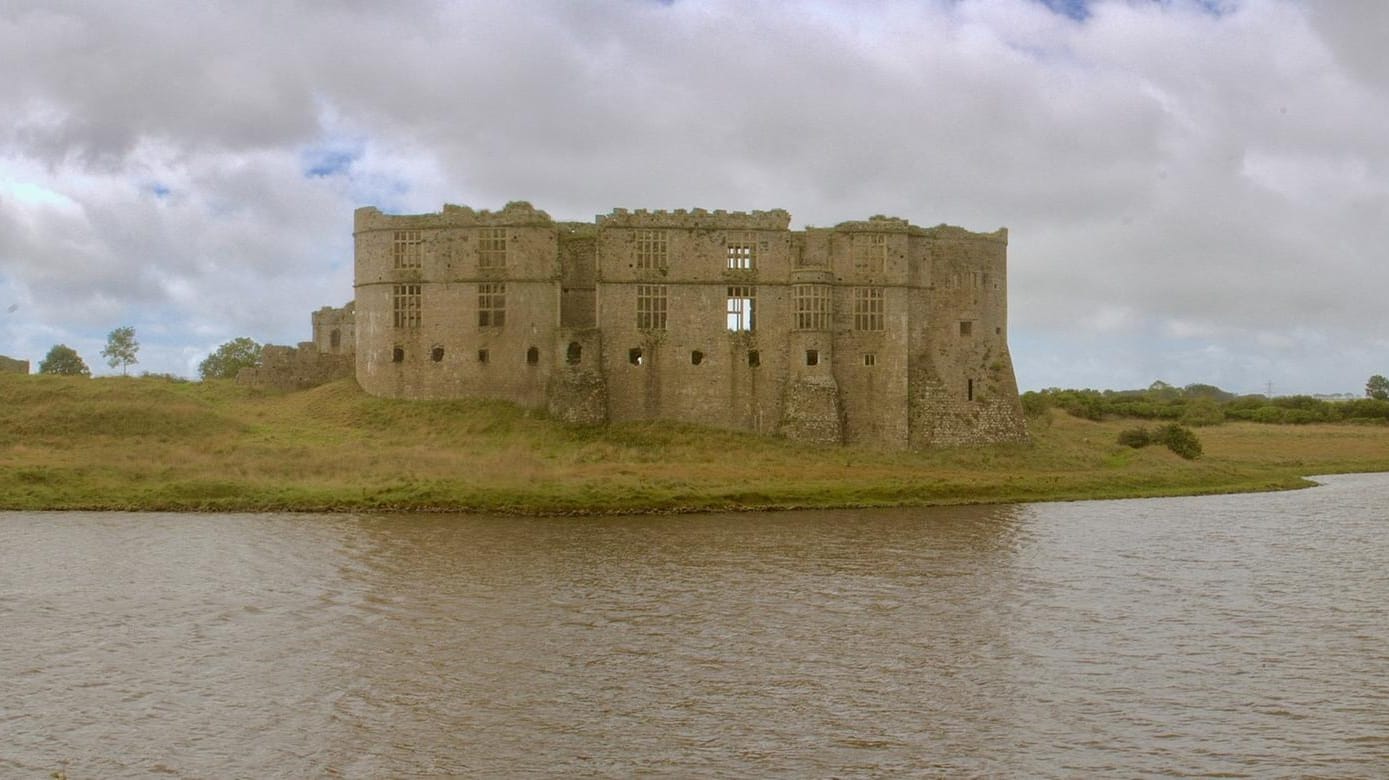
[392,346,405,363]
[330,329,341,349]
[431,346,445,362]
[566,342,582,365]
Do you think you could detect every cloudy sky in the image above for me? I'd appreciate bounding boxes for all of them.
[1,0,1385,393]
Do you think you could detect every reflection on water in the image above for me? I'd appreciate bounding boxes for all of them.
[3,474,1388,776]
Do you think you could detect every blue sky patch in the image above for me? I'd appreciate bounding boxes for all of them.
[1037,0,1089,21]
[302,143,362,178]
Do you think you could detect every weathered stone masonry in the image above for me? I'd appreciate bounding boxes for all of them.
[348,201,1027,448]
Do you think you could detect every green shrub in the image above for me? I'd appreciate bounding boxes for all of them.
[1020,391,1053,417]
[1179,400,1225,427]
[1156,423,1203,460]
[1117,426,1152,448]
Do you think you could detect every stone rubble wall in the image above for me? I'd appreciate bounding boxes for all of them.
[0,355,29,374]
[236,343,353,392]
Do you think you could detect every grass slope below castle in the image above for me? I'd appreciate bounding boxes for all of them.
[4,374,1388,514]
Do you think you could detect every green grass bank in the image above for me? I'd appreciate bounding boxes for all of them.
[3,374,1388,514]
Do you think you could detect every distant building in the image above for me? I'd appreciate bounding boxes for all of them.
[342,201,1026,449]
[0,355,29,374]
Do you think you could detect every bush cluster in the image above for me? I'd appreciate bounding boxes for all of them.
[1023,383,1389,427]
[1117,423,1203,460]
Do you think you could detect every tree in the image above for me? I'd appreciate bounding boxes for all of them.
[1368,375,1389,401]
[199,337,263,380]
[102,326,139,375]
[37,344,90,376]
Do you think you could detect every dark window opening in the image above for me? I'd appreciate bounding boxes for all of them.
[392,346,405,363]
[747,350,760,368]
[996,327,1002,335]
[477,349,489,364]
[330,329,341,349]
[806,349,819,366]
[566,342,582,365]
[526,347,540,365]
[430,346,444,362]
[960,320,973,337]
[691,350,704,365]
[968,378,975,401]
[864,353,876,367]
[629,347,644,366]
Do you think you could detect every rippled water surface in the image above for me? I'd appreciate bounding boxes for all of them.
[4,474,1389,777]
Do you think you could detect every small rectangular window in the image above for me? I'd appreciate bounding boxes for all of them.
[960,320,973,337]
[477,349,489,364]
[726,286,755,331]
[863,353,876,367]
[806,349,819,366]
[478,283,506,327]
[747,350,760,367]
[629,347,644,366]
[392,284,421,328]
[726,232,757,270]
[968,378,975,401]
[478,227,507,269]
[393,230,422,269]
[636,284,667,331]
[853,287,884,331]
[635,229,668,270]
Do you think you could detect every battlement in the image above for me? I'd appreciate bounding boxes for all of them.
[596,207,792,231]
[355,201,554,232]
[923,225,1009,244]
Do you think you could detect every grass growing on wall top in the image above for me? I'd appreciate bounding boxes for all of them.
[2,373,1388,514]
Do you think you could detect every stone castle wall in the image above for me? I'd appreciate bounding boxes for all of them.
[350,202,1027,449]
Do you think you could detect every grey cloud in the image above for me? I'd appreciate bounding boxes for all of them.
[0,0,1384,390]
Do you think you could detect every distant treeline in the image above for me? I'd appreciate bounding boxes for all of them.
[1022,382,1389,426]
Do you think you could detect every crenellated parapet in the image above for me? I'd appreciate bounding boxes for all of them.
[597,207,791,231]
[355,201,554,233]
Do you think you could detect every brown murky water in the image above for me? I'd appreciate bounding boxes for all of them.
[4,473,1389,777]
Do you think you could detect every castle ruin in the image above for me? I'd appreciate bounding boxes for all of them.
[324,201,1027,449]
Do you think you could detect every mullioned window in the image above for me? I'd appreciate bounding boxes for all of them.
[478,283,506,327]
[793,284,831,330]
[726,233,757,270]
[636,284,667,330]
[392,284,421,328]
[393,230,422,269]
[853,286,884,331]
[478,227,507,269]
[635,229,668,270]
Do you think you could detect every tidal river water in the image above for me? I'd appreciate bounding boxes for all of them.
[4,474,1389,777]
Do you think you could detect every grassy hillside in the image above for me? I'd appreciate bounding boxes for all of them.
[3,373,1388,514]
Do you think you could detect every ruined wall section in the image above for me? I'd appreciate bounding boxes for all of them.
[236,343,352,391]
[0,355,29,374]
[909,227,1027,446]
[594,209,795,437]
[354,202,560,405]
[311,302,355,355]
